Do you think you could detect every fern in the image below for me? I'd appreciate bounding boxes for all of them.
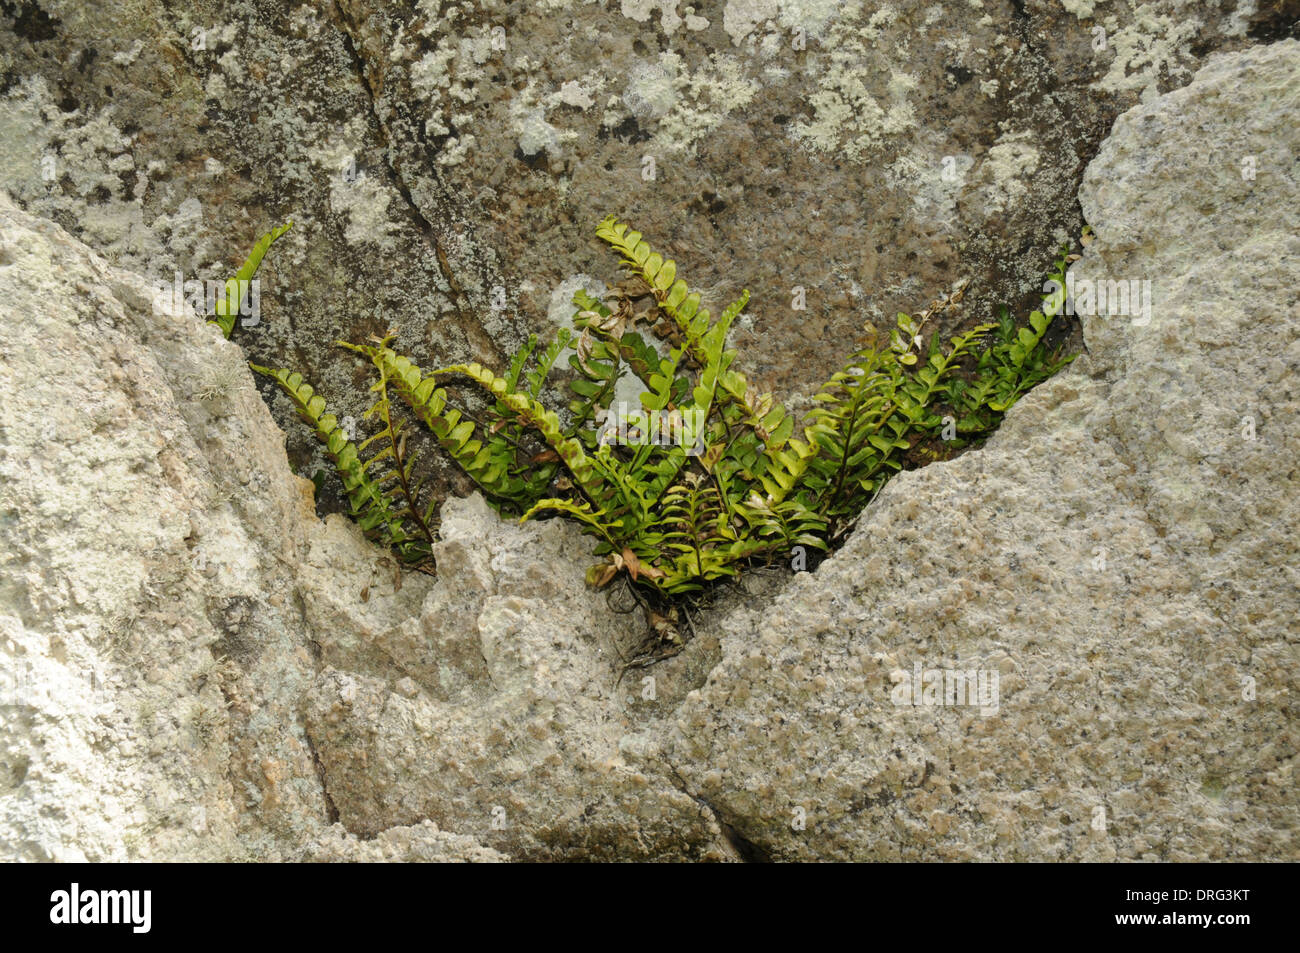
[212,223,292,339]
[802,310,993,535]
[739,492,829,558]
[956,249,1076,422]
[352,339,437,559]
[352,341,552,512]
[255,216,1076,609]
[247,363,431,564]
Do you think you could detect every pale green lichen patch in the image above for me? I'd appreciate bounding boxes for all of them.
[976,134,1042,216]
[395,0,928,168]
[1094,3,1203,101]
[785,4,921,161]
[307,135,401,251]
[1062,0,1109,18]
[619,0,690,34]
[650,53,760,153]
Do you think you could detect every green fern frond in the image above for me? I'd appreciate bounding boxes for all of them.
[433,361,613,509]
[738,493,830,554]
[212,223,292,339]
[527,329,572,399]
[249,362,428,561]
[519,497,622,547]
[595,216,716,363]
[346,343,537,509]
[356,347,437,558]
[595,216,785,452]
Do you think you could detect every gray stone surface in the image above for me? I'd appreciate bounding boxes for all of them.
[301,819,509,862]
[0,190,505,861]
[0,190,736,860]
[298,493,740,861]
[0,189,328,859]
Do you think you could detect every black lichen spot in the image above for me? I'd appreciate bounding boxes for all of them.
[601,115,650,144]
[209,596,260,666]
[514,145,548,171]
[947,64,974,85]
[1247,0,1300,41]
[2,0,60,42]
[691,191,727,217]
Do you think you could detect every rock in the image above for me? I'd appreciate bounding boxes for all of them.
[299,494,739,861]
[2,0,1289,504]
[666,39,1300,861]
[0,191,493,862]
[0,190,323,859]
[301,819,508,863]
[0,190,734,860]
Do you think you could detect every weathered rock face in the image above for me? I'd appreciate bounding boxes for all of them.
[0,191,537,862]
[0,190,330,860]
[667,39,1300,861]
[302,819,508,863]
[3,0,1293,509]
[297,494,740,861]
[0,190,739,860]
[2,27,1297,862]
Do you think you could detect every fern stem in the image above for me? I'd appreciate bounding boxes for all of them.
[374,368,436,552]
